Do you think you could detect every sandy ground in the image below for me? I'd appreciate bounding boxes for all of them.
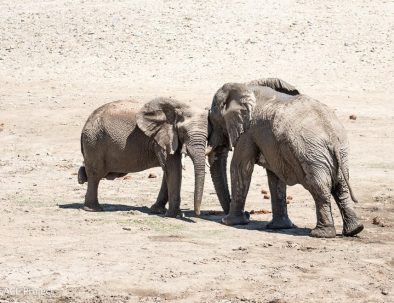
[1,0,394,302]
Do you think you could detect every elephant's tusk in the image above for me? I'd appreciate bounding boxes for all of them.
[205,145,213,156]
[181,153,186,170]
[205,158,210,169]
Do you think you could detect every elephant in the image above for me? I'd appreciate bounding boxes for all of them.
[77,97,208,217]
[207,78,364,238]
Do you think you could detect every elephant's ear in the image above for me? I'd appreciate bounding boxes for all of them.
[137,98,184,156]
[215,83,256,148]
[247,78,300,95]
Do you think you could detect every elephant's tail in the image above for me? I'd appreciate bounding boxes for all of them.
[78,166,87,184]
[333,147,358,203]
[80,133,85,157]
[78,133,88,184]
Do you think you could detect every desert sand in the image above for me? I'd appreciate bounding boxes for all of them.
[0,0,393,302]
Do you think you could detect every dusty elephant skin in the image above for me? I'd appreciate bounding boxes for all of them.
[208,78,364,238]
[78,98,208,217]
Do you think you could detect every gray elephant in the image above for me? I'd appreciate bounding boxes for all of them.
[78,97,207,217]
[207,78,364,238]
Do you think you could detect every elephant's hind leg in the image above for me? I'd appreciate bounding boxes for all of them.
[266,170,293,229]
[150,173,168,214]
[83,163,104,212]
[84,177,103,212]
[309,185,336,238]
[332,178,364,236]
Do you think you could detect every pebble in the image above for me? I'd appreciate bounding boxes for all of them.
[349,114,357,120]
[148,173,157,178]
[372,216,385,227]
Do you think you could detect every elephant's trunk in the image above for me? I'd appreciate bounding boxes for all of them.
[208,149,231,214]
[187,133,207,216]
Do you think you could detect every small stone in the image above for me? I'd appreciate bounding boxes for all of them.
[349,114,357,120]
[123,175,132,180]
[261,188,268,194]
[381,289,388,295]
[263,194,270,199]
[148,173,157,178]
[372,216,385,227]
[287,196,293,200]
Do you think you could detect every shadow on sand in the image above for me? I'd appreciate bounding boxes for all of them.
[185,210,312,237]
[58,203,196,223]
[59,204,310,236]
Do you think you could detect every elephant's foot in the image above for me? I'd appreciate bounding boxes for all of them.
[165,208,183,218]
[343,219,364,237]
[266,216,294,229]
[222,212,250,226]
[310,224,336,238]
[150,203,167,214]
[83,202,103,212]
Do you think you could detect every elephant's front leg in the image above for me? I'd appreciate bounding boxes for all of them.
[222,139,257,226]
[150,173,168,214]
[164,152,183,218]
[266,170,293,229]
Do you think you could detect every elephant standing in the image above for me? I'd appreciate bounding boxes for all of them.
[207,78,364,238]
[78,97,208,217]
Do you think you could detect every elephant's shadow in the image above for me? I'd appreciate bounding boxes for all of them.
[58,204,310,235]
[59,202,141,212]
[58,203,196,223]
[187,210,312,237]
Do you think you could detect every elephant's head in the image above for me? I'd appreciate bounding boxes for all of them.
[136,98,208,216]
[207,83,256,214]
[207,78,299,213]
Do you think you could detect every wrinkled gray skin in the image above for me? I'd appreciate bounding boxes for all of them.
[78,98,208,217]
[207,78,364,238]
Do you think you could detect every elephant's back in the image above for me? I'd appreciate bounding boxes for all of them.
[254,96,346,185]
[81,100,140,150]
[270,96,347,148]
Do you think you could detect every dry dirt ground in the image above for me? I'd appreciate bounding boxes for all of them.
[1,1,394,302]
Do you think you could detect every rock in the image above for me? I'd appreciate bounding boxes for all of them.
[287,196,293,200]
[381,289,388,295]
[123,175,132,180]
[349,114,357,120]
[263,194,270,199]
[372,216,385,227]
[148,173,157,178]
[261,188,268,194]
